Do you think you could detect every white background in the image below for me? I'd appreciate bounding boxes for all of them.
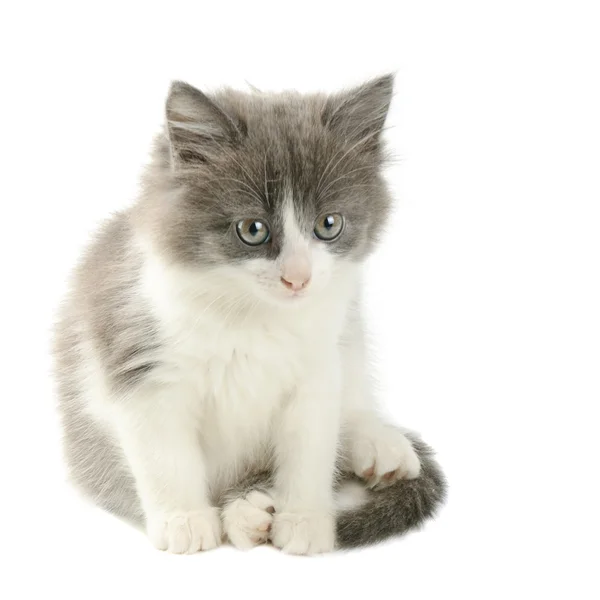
[1,1,598,598]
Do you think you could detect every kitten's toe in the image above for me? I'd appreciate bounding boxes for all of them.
[352,427,421,488]
[146,507,221,554]
[362,465,375,478]
[222,491,275,550]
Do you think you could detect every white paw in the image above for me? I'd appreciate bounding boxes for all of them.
[271,510,335,555]
[351,426,421,488]
[222,491,275,550]
[146,507,221,554]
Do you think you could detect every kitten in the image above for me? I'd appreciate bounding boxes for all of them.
[53,75,446,554]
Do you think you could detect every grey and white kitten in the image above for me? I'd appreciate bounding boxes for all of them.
[53,75,446,554]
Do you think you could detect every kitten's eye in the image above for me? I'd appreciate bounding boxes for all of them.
[236,218,270,246]
[314,213,344,241]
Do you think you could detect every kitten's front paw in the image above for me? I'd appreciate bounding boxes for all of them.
[271,509,335,555]
[351,426,421,488]
[222,490,275,550]
[146,507,221,554]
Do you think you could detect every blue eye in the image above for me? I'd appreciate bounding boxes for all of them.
[236,219,270,246]
[314,213,344,241]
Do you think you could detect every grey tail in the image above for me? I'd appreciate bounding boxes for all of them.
[335,435,447,548]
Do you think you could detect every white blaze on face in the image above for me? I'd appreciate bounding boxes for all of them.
[280,201,312,291]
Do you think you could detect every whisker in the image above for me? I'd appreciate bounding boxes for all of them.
[317,165,377,200]
[203,176,265,205]
[264,153,270,208]
[316,127,388,196]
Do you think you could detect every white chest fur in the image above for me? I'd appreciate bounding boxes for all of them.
[165,312,306,474]
[140,255,357,488]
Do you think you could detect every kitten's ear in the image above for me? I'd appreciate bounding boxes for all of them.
[322,74,393,151]
[166,81,245,167]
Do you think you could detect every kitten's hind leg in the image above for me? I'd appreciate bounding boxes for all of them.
[219,471,276,550]
[339,311,421,490]
[347,420,421,489]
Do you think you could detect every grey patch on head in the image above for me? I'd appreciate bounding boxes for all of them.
[134,75,395,267]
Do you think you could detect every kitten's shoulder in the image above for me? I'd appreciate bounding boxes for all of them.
[58,210,160,394]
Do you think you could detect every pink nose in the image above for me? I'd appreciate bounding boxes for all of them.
[280,275,311,291]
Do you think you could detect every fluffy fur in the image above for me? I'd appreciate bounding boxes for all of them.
[53,75,446,554]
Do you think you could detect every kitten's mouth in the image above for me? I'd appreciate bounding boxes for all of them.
[287,291,306,300]
[281,289,309,302]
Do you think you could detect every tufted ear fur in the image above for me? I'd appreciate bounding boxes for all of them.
[166,81,246,167]
[322,74,393,152]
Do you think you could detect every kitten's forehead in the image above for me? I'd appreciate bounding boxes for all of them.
[215,92,339,208]
[207,92,375,233]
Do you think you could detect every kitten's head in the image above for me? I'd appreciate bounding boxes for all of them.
[142,76,394,305]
